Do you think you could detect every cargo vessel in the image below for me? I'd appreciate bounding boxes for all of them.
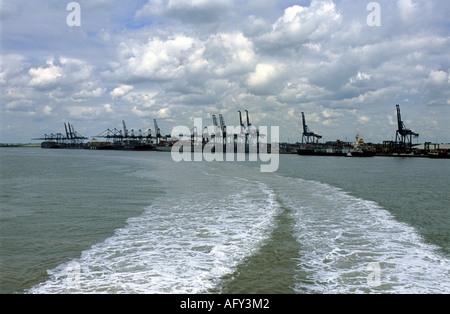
[33,123,88,149]
[88,140,156,151]
[298,136,376,157]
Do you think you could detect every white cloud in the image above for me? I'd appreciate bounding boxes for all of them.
[0,54,27,84]
[72,87,106,102]
[358,115,371,124]
[27,58,93,96]
[113,31,257,87]
[116,35,199,81]
[104,104,113,113]
[132,105,171,119]
[321,109,334,119]
[256,0,342,51]
[43,105,53,116]
[398,0,418,21]
[206,33,256,78]
[427,70,448,85]
[66,104,114,120]
[246,63,285,95]
[111,85,134,97]
[28,61,63,88]
[349,72,372,84]
[4,99,34,112]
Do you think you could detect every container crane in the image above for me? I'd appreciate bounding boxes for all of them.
[33,123,87,148]
[301,112,322,145]
[394,104,419,153]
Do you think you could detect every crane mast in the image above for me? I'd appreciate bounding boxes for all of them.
[245,110,251,127]
[154,119,161,137]
[238,111,245,132]
[64,123,70,140]
[219,114,227,144]
[219,114,226,133]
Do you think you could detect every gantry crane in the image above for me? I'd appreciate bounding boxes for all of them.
[33,123,87,148]
[301,112,322,145]
[395,104,419,153]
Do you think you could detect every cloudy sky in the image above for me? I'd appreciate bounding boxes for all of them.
[1,0,449,143]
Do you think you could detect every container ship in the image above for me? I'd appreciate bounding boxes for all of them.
[298,136,376,157]
[33,123,88,149]
[298,112,375,157]
[33,121,173,151]
[88,139,156,151]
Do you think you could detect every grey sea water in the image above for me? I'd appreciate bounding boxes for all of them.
[0,147,448,294]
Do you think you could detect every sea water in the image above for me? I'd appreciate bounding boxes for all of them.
[0,148,448,294]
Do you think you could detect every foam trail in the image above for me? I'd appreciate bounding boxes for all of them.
[29,173,279,294]
[28,161,449,294]
[286,179,450,294]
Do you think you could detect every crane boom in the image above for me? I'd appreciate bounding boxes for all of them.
[212,115,218,127]
[302,112,308,134]
[64,123,70,139]
[238,111,244,128]
[154,119,161,137]
[68,123,75,139]
[396,105,404,133]
[219,114,226,133]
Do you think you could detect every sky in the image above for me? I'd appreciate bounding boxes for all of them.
[1,0,449,143]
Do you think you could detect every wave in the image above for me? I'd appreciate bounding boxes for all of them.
[28,170,280,294]
[28,161,449,294]
[284,179,450,294]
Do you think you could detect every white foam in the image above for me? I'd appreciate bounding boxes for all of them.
[28,161,449,294]
[29,168,279,294]
[287,179,450,294]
